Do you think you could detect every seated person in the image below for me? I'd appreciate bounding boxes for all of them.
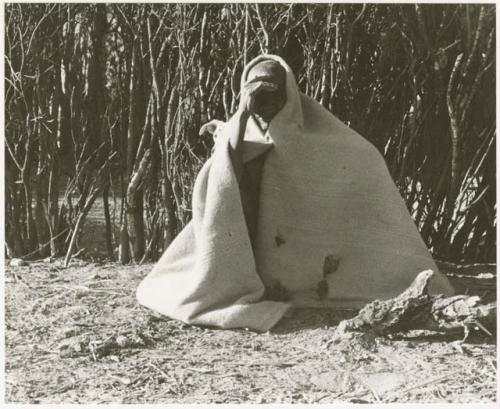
[137,55,454,331]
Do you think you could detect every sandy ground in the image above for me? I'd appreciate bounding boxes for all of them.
[4,257,497,404]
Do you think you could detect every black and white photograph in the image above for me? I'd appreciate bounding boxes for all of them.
[2,1,497,405]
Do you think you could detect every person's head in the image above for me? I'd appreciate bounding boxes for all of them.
[245,59,287,122]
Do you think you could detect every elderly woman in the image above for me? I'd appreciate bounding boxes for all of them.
[137,55,454,331]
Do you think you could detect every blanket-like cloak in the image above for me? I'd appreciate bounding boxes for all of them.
[136,55,454,331]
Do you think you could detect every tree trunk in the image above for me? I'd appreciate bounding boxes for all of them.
[103,184,114,260]
[126,150,151,261]
[119,221,130,264]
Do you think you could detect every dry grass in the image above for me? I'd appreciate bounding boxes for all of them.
[4,257,497,404]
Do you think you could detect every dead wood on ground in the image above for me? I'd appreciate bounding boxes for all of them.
[332,270,496,342]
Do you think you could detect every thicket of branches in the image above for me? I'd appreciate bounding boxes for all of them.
[5,3,496,265]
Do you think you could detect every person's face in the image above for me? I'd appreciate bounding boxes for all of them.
[246,60,286,122]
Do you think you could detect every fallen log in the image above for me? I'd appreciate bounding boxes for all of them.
[332,270,496,342]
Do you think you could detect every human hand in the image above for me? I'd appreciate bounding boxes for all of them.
[238,79,279,116]
[199,119,224,137]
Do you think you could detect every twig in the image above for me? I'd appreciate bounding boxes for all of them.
[185,367,214,374]
[313,393,341,403]
[148,362,169,379]
[50,284,127,296]
[32,345,58,355]
[473,320,493,337]
[369,387,381,403]
[13,273,32,289]
[215,373,239,379]
[254,4,270,53]
[15,228,70,260]
[247,361,297,368]
[89,343,97,362]
[402,373,452,393]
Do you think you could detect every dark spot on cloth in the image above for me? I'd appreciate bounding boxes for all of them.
[323,255,340,278]
[274,232,286,247]
[317,279,329,300]
[264,279,290,302]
